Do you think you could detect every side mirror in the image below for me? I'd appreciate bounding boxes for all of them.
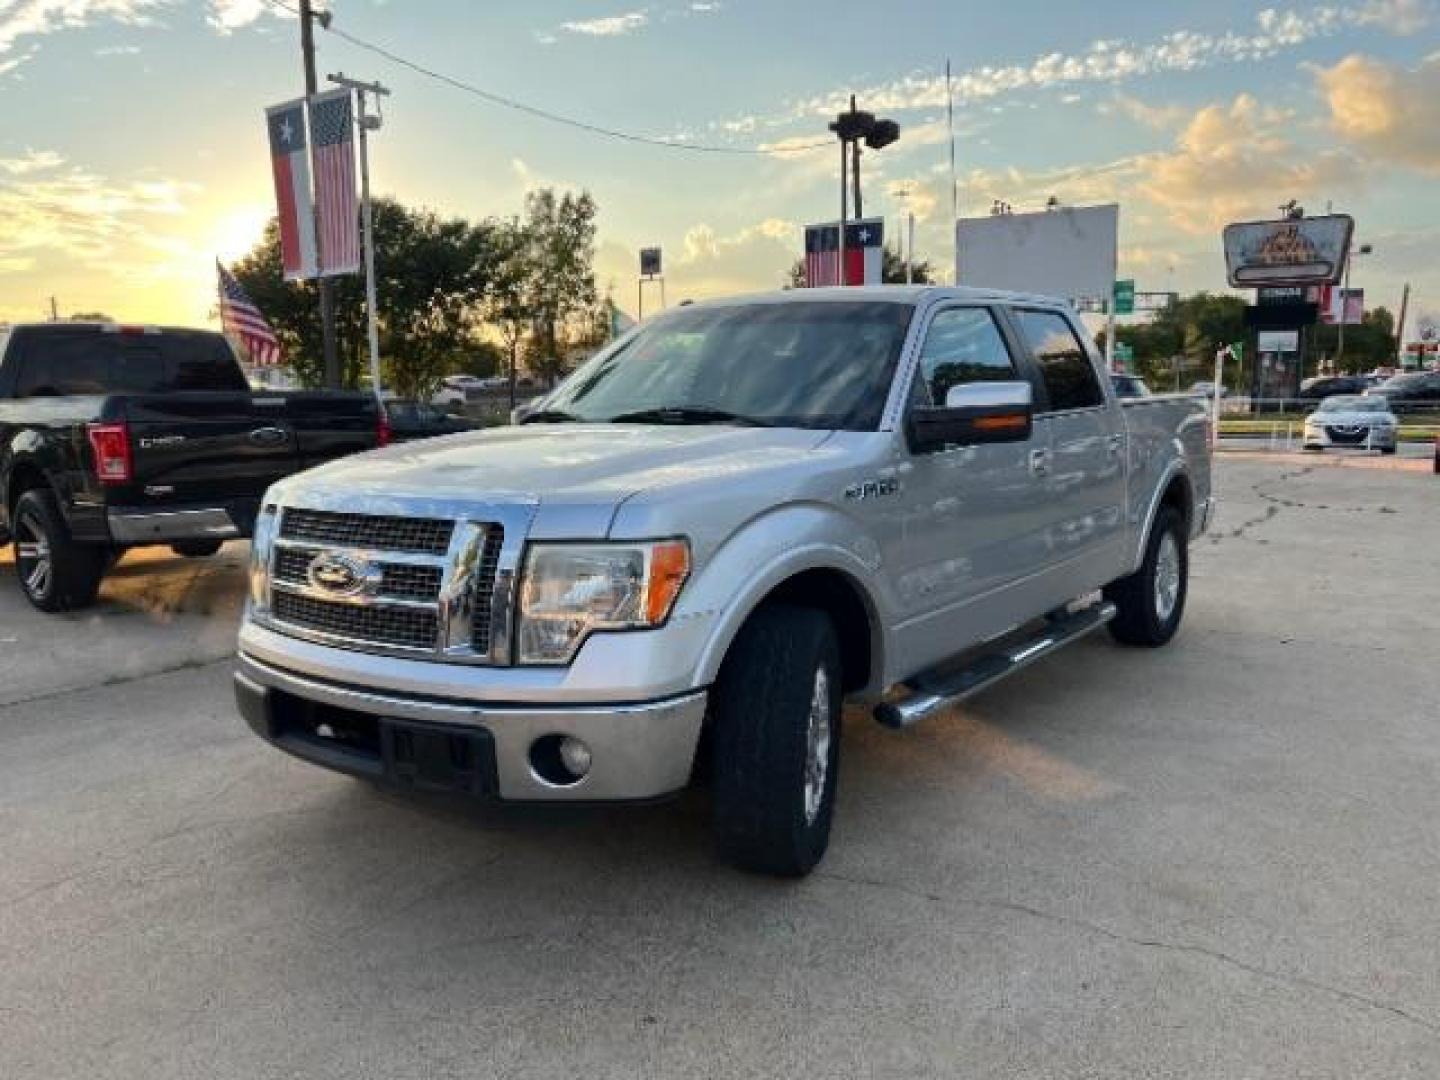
[907,380,1033,453]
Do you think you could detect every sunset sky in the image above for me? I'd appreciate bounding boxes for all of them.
[1,0,1437,336]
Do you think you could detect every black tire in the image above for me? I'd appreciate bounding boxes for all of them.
[1104,505,1188,648]
[711,605,842,877]
[172,539,224,558]
[10,489,106,612]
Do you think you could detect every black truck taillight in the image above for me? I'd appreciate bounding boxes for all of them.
[377,406,392,448]
[86,422,133,484]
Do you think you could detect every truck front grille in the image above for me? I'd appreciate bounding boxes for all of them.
[279,508,454,555]
[271,591,439,651]
[265,510,514,664]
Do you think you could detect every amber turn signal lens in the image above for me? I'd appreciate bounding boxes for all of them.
[646,540,691,624]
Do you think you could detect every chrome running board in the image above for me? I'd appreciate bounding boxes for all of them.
[874,601,1117,730]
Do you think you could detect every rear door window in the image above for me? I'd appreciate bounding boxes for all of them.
[1012,309,1105,412]
[12,329,246,397]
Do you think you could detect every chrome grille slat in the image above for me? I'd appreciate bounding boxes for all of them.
[279,508,453,555]
[271,591,439,651]
[470,527,505,655]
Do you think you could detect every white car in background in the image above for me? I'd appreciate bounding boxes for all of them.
[1303,395,1398,454]
[431,375,484,410]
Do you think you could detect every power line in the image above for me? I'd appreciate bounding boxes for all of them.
[260,0,828,156]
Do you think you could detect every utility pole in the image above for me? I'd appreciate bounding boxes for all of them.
[299,0,340,388]
[48,296,58,321]
[329,72,389,406]
[850,96,863,219]
[1336,242,1372,370]
[1395,282,1410,366]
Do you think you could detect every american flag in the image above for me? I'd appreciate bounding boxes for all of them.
[309,89,360,276]
[804,223,841,287]
[216,261,282,366]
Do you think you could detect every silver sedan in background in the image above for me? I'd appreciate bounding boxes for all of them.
[1302,395,1398,454]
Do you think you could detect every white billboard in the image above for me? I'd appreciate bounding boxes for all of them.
[956,204,1118,301]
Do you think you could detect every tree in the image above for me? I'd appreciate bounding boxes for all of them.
[230,199,499,396]
[784,241,933,287]
[522,189,598,384]
[1309,306,1397,373]
[486,217,535,407]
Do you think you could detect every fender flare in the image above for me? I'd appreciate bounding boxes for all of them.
[690,538,888,694]
[1131,460,1193,572]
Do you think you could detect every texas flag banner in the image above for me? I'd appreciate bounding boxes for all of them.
[308,88,361,277]
[803,218,884,287]
[266,98,318,281]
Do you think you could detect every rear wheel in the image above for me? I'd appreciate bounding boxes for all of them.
[711,605,842,877]
[11,489,106,612]
[172,539,224,558]
[1105,505,1188,647]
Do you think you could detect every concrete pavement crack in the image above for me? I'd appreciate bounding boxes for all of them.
[0,652,234,711]
[815,869,1439,1037]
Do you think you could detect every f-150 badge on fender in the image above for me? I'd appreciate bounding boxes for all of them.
[844,477,900,501]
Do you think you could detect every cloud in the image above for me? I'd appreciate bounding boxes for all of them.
[207,0,289,32]
[0,0,171,55]
[1136,93,1360,233]
[717,2,1430,137]
[1316,53,1440,174]
[1100,93,1188,131]
[0,151,197,275]
[94,42,140,55]
[560,11,648,37]
[0,149,65,175]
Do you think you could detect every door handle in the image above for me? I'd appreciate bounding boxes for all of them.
[248,426,288,446]
[1028,448,1051,476]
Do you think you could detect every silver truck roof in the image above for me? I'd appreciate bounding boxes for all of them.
[677,285,1071,310]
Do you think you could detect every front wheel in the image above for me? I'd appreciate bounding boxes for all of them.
[11,489,106,612]
[1104,505,1188,647]
[711,605,842,877]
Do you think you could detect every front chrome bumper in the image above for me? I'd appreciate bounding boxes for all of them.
[235,651,707,802]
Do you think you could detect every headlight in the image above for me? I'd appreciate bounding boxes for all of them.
[517,540,690,664]
[248,504,278,610]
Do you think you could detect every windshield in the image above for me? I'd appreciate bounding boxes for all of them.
[1319,395,1387,413]
[1380,373,1423,388]
[537,301,914,430]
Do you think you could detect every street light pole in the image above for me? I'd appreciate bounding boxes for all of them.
[298,0,340,389]
[329,73,389,406]
[1336,242,1372,370]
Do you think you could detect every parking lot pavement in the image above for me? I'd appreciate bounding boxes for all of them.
[2,456,1438,1078]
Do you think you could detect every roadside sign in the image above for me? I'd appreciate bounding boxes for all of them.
[1113,278,1135,315]
[639,247,662,277]
[1113,342,1134,370]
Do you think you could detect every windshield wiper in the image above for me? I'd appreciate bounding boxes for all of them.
[518,408,583,424]
[606,406,771,427]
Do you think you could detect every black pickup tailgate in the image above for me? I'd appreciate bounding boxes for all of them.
[108,390,378,505]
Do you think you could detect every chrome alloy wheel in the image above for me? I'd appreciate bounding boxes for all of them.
[1154,530,1181,622]
[802,664,832,825]
[14,510,52,601]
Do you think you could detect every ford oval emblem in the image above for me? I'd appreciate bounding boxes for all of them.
[307,552,369,597]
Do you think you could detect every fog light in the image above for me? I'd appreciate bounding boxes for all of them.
[559,736,592,778]
[529,734,592,786]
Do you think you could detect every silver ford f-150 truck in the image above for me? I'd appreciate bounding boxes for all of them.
[235,287,1213,876]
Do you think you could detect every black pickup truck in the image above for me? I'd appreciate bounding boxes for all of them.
[0,321,385,612]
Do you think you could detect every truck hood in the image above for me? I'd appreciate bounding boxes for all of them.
[273,423,835,510]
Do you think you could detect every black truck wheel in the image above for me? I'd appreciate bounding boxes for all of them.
[172,540,224,558]
[711,604,842,877]
[1104,505,1188,647]
[11,489,106,612]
